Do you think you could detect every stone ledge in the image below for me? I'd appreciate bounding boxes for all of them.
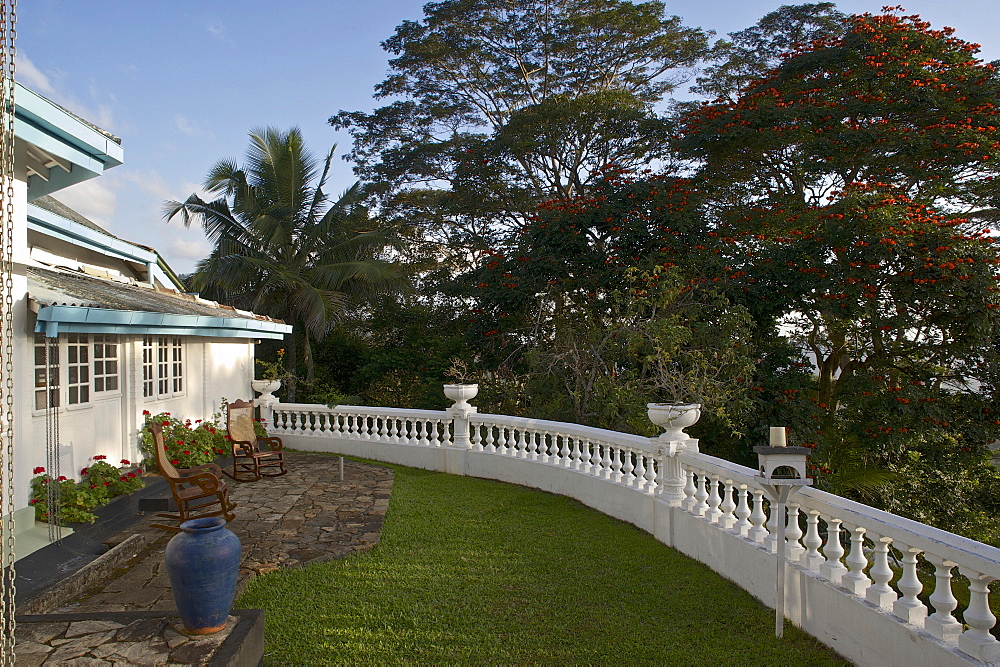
[14,608,264,666]
[18,533,154,615]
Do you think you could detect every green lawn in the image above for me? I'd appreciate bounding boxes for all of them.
[238,461,848,664]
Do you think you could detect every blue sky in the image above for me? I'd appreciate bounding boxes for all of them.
[18,0,1000,274]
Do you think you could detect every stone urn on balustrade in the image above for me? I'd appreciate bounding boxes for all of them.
[647,403,701,442]
[251,379,281,405]
[444,384,478,412]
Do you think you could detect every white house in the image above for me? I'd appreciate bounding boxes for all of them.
[9,84,291,558]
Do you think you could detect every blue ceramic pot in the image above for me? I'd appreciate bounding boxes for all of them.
[164,516,242,634]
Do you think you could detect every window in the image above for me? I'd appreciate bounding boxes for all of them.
[144,335,184,399]
[33,333,59,410]
[93,334,119,392]
[142,336,155,398]
[66,334,91,405]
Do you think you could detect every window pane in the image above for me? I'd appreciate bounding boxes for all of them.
[68,367,78,384]
[106,376,118,391]
[95,377,104,392]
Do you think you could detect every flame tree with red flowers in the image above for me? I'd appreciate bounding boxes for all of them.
[675,6,1000,540]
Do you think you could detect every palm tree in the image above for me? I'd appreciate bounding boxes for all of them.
[165,127,401,396]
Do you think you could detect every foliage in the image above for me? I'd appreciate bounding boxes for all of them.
[238,460,844,664]
[165,127,402,393]
[331,0,710,260]
[139,411,227,471]
[255,348,297,384]
[676,7,1000,523]
[30,457,144,525]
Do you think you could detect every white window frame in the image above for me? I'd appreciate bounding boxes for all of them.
[33,333,60,411]
[143,335,185,400]
[92,334,121,395]
[66,333,91,406]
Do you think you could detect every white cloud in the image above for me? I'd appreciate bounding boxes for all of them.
[16,54,56,96]
[18,52,118,133]
[53,178,118,229]
[206,22,235,47]
[168,233,212,261]
[174,115,213,139]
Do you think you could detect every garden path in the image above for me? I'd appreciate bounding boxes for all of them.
[51,452,394,614]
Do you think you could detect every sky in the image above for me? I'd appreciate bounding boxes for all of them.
[17,0,1000,274]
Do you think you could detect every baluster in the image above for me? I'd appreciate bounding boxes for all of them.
[600,442,613,480]
[892,544,927,625]
[344,414,355,438]
[589,441,602,475]
[558,434,570,467]
[418,420,430,447]
[289,411,299,433]
[387,417,399,443]
[864,533,897,608]
[524,431,536,460]
[734,484,751,536]
[570,438,583,471]
[924,555,964,642]
[747,489,768,543]
[682,467,698,512]
[958,568,1000,661]
[484,425,496,453]
[704,475,722,523]
[802,510,824,571]
[403,418,414,444]
[621,449,635,485]
[693,471,709,517]
[785,504,805,562]
[611,447,623,483]
[536,431,548,462]
[719,480,737,530]
[319,413,329,434]
[632,451,646,490]
[764,498,779,553]
[819,518,848,584]
[841,525,871,596]
[378,416,388,441]
[643,453,657,492]
[471,422,483,451]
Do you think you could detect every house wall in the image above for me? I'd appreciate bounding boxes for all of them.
[19,332,254,508]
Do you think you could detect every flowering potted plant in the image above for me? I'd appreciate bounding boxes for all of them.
[30,456,144,525]
[253,348,292,396]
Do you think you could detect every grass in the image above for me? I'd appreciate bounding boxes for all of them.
[237,460,848,665]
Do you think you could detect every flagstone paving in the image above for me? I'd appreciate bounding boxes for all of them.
[14,452,393,665]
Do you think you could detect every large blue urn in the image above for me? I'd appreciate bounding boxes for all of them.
[164,516,242,634]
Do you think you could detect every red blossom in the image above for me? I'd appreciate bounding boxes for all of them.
[170,459,180,465]
[57,476,67,481]
[121,459,130,466]
[182,450,191,455]
[93,455,107,461]
[80,468,89,476]
[33,466,45,474]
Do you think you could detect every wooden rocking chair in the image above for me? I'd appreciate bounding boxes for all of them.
[148,422,238,531]
[225,399,287,482]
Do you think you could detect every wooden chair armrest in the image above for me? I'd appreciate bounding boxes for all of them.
[179,462,224,478]
[180,471,223,493]
[258,436,284,451]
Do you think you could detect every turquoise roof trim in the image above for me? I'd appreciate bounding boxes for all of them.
[16,84,124,199]
[28,202,157,265]
[35,305,292,340]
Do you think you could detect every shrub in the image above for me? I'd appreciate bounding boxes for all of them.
[30,457,145,525]
[138,411,228,471]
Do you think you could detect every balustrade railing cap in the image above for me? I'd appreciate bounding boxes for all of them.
[753,446,812,455]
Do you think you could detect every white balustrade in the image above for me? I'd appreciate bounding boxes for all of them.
[262,397,1000,665]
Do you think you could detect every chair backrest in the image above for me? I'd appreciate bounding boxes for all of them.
[150,422,181,480]
[227,399,257,448]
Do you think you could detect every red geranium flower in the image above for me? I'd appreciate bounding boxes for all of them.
[33,466,45,474]
[142,410,150,415]
[90,484,98,489]
[80,468,89,476]
[29,498,37,504]
[120,475,129,481]
[182,450,191,455]
[121,459,130,466]
[162,421,170,426]
[127,472,137,478]
[57,476,67,481]
[103,481,111,486]
[170,459,180,465]
[93,455,107,461]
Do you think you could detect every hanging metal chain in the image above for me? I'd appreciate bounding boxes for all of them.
[44,338,60,544]
[0,0,16,662]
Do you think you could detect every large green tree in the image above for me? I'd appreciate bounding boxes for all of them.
[165,127,402,394]
[676,8,1000,536]
[331,0,709,259]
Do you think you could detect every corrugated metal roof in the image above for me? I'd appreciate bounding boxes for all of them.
[31,195,113,237]
[28,265,285,325]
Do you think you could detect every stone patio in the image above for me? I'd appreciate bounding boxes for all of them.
[14,452,394,664]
